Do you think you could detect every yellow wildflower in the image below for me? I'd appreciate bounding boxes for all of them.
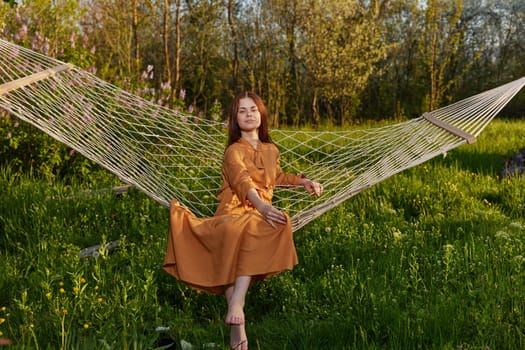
[83,323,89,329]
[392,229,403,241]
[80,278,87,284]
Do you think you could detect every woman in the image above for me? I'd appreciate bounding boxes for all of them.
[163,91,323,349]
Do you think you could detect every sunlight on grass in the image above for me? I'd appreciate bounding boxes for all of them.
[0,119,524,349]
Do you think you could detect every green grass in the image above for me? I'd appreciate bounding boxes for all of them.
[1,119,525,349]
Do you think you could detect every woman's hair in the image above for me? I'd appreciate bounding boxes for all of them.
[227,91,272,146]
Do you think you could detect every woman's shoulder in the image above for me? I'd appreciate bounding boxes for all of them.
[224,140,250,161]
[225,140,245,153]
[260,141,279,153]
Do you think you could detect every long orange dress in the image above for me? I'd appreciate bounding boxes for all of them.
[163,137,304,294]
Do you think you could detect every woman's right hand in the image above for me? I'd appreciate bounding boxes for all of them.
[259,203,287,228]
[247,189,287,228]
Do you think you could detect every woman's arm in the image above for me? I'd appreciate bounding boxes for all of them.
[273,145,323,196]
[246,188,287,228]
[299,177,324,197]
[246,178,323,228]
[222,146,257,206]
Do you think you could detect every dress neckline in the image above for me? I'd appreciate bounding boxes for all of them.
[239,137,260,150]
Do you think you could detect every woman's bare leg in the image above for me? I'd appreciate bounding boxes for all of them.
[225,276,251,325]
[224,276,251,349]
[225,285,234,306]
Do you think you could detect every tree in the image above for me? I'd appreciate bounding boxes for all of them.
[173,0,182,94]
[269,0,309,126]
[364,0,425,119]
[83,0,150,86]
[232,1,290,127]
[1,0,86,59]
[182,0,225,112]
[225,0,240,93]
[423,0,464,111]
[296,0,391,125]
[132,0,141,72]
[162,0,172,89]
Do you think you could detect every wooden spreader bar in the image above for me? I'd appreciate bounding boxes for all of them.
[0,63,73,96]
[423,112,476,144]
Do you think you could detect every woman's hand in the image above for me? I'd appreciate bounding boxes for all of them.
[259,203,287,228]
[247,189,287,227]
[301,179,323,196]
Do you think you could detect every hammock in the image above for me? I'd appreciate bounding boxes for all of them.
[1,39,524,231]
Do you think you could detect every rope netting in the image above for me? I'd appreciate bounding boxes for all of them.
[1,39,524,231]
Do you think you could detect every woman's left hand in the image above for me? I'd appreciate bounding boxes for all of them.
[302,179,323,196]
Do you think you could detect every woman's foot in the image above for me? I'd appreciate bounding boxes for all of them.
[225,301,245,325]
[225,276,250,325]
[230,324,248,349]
[231,339,248,350]
[0,338,12,346]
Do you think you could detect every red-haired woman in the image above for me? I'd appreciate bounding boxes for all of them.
[164,91,323,349]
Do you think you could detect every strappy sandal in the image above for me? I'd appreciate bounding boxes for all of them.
[230,339,248,350]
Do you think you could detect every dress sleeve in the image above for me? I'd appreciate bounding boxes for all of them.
[274,146,305,186]
[222,146,257,205]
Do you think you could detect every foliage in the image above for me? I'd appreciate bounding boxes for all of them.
[2,0,524,126]
[0,111,99,181]
[296,0,390,125]
[0,0,100,180]
[423,0,464,111]
[0,119,524,349]
[0,0,225,179]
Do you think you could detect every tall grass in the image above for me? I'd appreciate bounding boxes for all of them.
[1,119,524,349]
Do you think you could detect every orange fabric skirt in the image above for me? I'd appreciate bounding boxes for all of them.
[163,200,298,294]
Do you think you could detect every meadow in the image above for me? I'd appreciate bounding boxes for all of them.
[1,119,524,349]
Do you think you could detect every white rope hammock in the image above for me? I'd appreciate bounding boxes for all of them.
[1,39,524,231]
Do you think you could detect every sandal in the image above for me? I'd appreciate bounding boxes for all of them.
[230,339,248,350]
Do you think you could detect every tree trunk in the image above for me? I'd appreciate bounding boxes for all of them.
[174,0,181,93]
[163,0,172,88]
[132,0,140,73]
[168,0,181,106]
[312,87,320,125]
[227,0,239,91]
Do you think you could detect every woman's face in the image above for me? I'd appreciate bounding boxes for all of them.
[236,97,261,132]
